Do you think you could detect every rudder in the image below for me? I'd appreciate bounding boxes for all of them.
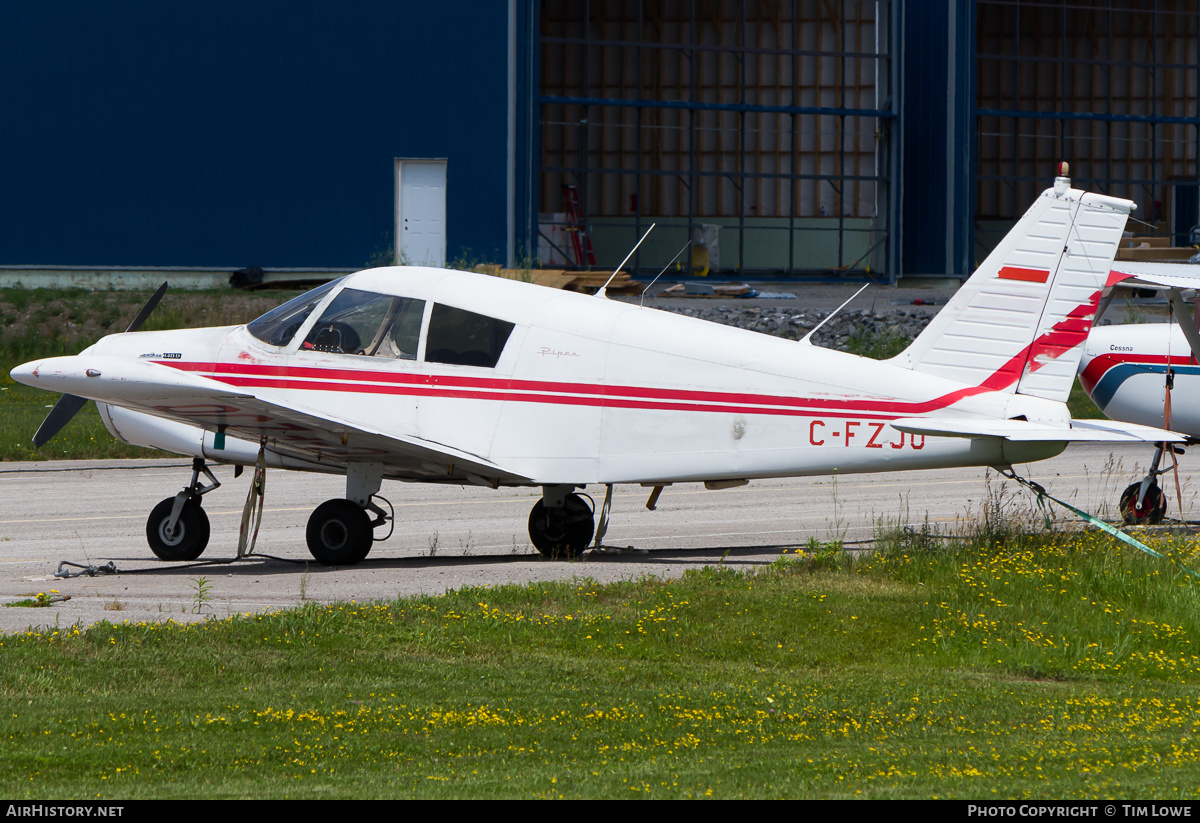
[891,171,1134,403]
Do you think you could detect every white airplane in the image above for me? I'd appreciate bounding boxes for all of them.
[10,170,1183,565]
[1078,263,1200,523]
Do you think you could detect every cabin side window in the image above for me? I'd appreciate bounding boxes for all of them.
[300,288,426,359]
[425,304,515,368]
[375,296,425,360]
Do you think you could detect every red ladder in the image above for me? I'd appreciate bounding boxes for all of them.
[562,184,597,268]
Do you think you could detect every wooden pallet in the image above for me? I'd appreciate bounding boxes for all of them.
[472,266,631,294]
[562,271,632,293]
[1116,237,1197,262]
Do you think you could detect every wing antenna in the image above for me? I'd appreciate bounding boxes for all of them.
[640,240,692,307]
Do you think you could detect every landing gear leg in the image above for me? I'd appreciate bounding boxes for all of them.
[346,462,391,531]
[592,484,613,549]
[528,484,595,559]
[1119,443,1170,525]
[146,457,220,561]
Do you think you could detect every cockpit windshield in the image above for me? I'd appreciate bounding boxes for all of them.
[247,280,510,368]
[246,278,343,347]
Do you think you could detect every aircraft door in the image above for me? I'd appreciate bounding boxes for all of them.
[416,303,520,461]
[285,289,427,442]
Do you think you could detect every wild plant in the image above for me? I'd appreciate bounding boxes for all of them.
[190,576,212,614]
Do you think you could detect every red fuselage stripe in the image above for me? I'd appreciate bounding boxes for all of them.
[169,360,1000,416]
[158,284,1105,419]
[217,374,905,419]
[1079,350,1196,394]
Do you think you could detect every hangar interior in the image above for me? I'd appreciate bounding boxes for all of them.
[2,1,1198,285]
[974,0,1200,253]
[535,0,895,279]
[530,0,1200,283]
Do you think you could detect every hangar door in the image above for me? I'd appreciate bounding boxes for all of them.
[394,158,447,267]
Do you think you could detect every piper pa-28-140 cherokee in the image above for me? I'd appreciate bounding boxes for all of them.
[11,170,1183,565]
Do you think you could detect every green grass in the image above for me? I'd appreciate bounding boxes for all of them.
[843,323,913,359]
[0,381,160,460]
[3,524,1200,799]
[1069,380,1105,420]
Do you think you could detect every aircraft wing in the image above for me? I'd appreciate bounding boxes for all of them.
[11,355,532,486]
[1106,263,1200,365]
[1109,262,1200,292]
[890,416,1185,443]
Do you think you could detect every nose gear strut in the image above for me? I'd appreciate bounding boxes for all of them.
[146,457,221,561]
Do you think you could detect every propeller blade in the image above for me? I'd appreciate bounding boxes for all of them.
[125,281,169,333]
[32,283,166,448]
[33,393,89,448]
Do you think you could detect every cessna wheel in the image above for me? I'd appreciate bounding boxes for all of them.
[146,497,210,561]
[1119,482,1167,526]
[306,499,373,566]
[528,494,595,559]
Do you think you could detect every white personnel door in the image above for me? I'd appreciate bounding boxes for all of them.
[395,158,447,267]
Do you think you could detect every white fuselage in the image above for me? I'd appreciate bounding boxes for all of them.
[1080,323,1200,437]
[84,267,1064,486]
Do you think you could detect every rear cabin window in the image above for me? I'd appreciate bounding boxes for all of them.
[425,304,515,368]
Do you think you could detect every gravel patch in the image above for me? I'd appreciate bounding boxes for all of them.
[652,304,934,351]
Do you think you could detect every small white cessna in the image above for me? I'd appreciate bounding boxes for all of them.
[1078,262,1200,523]
[11,169,1182,565]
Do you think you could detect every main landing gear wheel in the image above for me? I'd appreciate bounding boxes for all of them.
[146,497,210,561]
[306,499,373,566]
[1119,482,1167,525]
[528,494,595,559]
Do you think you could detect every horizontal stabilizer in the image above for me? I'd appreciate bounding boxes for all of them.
[890,416,1184,443]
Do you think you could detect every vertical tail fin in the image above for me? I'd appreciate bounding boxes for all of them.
[892,173,1134,403]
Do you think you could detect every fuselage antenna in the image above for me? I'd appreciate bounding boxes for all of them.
[597,223,655,299]
[799,283,871,346]
[640,240,692,307]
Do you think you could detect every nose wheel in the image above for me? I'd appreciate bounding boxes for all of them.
[1118,443,1175,525]
[147,497,210,561]
[145,458,219,561]
[1119,482,1166,525]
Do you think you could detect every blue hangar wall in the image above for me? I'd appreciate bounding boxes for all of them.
[0,2,510,268]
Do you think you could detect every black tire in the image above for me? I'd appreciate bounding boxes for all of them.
[528,493,595,559]
[1119,482,1166,525]
[306,498,373,565]
[146,497,210,561]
